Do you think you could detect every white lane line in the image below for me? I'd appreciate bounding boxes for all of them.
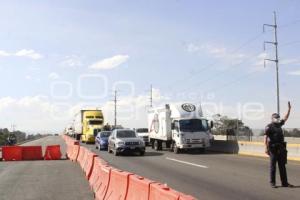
[166,157,208,169]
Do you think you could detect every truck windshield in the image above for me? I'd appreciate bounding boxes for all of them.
[136,128,148,133]
[179,119,209,132]
[89,120,103,125]
[117,130,136,138]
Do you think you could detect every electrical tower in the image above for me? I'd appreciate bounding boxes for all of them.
[263,11,280,114]
[150,84,153,108]
[11,124,16,133]
[113,90,118,127]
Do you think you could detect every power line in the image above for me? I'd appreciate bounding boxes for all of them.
[173,50,265,95]
[165,32,265,92]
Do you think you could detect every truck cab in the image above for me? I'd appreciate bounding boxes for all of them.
[80,110,104,143]
[171,118,211,153]
[148,103,213,153]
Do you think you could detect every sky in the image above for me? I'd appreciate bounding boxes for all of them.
[0,0,299,133]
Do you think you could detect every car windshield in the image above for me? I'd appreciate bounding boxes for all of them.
[136,128,148,133]
[116,130,136,138]
[100,132,111,138]
[179,119,209,132]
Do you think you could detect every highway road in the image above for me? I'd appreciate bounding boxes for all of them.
[0,136,94,200]
[82,142,300,200]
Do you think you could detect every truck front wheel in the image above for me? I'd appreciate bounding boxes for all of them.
[154,140,162,151]
[173,143,180,154]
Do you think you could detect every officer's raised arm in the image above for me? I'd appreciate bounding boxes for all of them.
[283,101,291,122]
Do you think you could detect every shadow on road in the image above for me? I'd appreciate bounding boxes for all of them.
[117,151,164,157]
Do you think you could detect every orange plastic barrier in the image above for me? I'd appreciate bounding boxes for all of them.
[79,147,89,170]
[95,165,111,200]
[69,143,80,162]
[104,169,134,200]
[2,146,22,161]
[126,175,156,200]
[149,183,182,200]
[179,194,196,200]
[77,146,87,169]
[44,145,62,160]
[22,146,43,160]
[89,157,102,191]
[83,151,98,180]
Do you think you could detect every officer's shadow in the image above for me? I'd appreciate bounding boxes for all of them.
[278,185,300,189]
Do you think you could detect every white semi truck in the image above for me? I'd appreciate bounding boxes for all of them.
[148,103,213,153]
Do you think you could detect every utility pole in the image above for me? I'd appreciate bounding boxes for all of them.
[263,11,280,114]
[113,90,117,127]
[11,124,16,133]
[150,84,153,108]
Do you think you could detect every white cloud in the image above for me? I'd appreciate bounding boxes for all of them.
[0,49,43,60]
[253,52,268,67]
[0,50,11,57]
[287,70,300,76]
[186,43,247,67]
[89,55,129,70]
[25,75,32,80]
[0,96,71,133]
[281,58,300,65]
[61,55,82,67]
[48,72,60,80]
[15,49,43,60]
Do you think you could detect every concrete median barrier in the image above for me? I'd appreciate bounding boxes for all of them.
[209,139,300,161]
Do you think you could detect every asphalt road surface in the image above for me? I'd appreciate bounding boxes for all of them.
[82,142,300,200]
[0,136,94,200]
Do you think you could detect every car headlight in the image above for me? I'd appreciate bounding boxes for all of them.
[117,141,125,145]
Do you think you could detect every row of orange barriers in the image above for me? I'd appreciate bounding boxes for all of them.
[63,135,196,200]
[1,145,61,161]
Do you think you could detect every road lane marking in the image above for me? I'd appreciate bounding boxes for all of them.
[166,157,208,169]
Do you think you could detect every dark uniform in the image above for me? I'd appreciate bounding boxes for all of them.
[265,120,288,186]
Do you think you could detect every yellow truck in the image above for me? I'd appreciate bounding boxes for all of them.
[74,109,104,143]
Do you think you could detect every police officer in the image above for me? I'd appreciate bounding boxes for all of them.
[264,101,294,188]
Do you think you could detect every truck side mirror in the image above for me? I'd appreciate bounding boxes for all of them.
[210,121,214,129]
[171,122,175,130]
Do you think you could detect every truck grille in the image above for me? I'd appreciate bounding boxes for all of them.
[186,139,202,144]
[125,141,139,145]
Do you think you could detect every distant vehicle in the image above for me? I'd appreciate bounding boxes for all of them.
[95,131,111,150]
[66,126,74,136]
[54,134,59,136]
[6,134,17,146]
[135,128,149,146]
[74,109,104,144]
[108,129,145,156]
[148,103,213,153]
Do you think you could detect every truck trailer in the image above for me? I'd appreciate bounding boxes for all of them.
[74,109,104,143]
[148,103,213,153]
